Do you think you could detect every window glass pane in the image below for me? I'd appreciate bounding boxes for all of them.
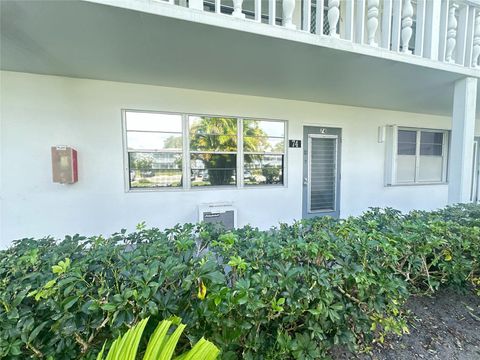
[420,132,443,156]
[243,120,285,138]
[244,154,284,185]
[396,155,416,183]
[244,137,284,153]
[398,130,417,143]
[126,112,182,133]
[398,130,417,155]
[418,156,443,182]
[127,132,182,151]
[129,152,182,188]
[398,142,416,155]
[190,154,236,186]
[421,132,443,145]
[189,116,237,135]
[190,134,237,152]
[420,144,443,156]
[189,116,237,152]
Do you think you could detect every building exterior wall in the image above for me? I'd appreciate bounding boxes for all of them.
[1,71,479,247]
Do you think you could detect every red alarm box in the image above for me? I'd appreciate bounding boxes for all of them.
[51,146,78,184]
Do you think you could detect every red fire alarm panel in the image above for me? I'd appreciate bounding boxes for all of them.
[51,146,78,184]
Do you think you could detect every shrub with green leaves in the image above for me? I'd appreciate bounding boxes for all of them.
[0,204,479,359]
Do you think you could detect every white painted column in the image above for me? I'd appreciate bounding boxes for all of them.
[423,0,442,60]
[298,0,308,31]
[448,77,478,204]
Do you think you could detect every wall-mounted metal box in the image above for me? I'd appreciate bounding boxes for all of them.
[51,146,78,184]
[198,202,237,230]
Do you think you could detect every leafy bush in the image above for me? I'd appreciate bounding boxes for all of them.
[0,204,479,359]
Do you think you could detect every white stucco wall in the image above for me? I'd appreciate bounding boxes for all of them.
[1,71,478,247]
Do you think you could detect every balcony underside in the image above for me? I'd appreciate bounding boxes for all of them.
[1,0,479,117]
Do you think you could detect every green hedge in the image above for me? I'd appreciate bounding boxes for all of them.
[0,204,479,359]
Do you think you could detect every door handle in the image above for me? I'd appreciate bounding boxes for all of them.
[303,177,308,185]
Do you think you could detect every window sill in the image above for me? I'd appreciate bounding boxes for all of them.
[126,184,288,193]
[386,182,448,187]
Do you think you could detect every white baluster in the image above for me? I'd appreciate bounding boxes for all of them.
[445,2,458,62]
[232,0,245,18]
[282,0,296,29]
[366,0,379,46]
[401,0,414,53]
[472,10,480,67]
[328,0,340,37]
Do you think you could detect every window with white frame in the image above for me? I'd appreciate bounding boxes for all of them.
[123,110,286,190]
[189,116,238,187]
[386,127,449,185]
[125,111,183,189]
[243,119,285,185]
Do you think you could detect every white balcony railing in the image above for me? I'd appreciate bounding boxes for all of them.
[151,0,480,69]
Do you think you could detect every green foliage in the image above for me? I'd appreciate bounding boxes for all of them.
[132,156,154,171]
[96,317,219,360]
[261,164,281,184]
[189,117,269,186]
[189,117,238,186]
[0,204,479,359]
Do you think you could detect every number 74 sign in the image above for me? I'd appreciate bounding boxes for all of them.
[289,140,301,148]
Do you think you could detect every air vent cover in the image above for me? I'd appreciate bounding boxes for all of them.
[198,203,237,230]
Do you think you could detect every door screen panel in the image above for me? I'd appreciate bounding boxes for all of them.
[309,136,337,212]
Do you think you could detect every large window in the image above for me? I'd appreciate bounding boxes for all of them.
[123,111,286,190]
[386,127,449,185]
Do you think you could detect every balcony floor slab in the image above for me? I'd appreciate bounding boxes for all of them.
[1,0,479,117]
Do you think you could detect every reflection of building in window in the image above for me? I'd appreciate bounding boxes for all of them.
[124,111,287,190]
[243,119,285,185]
[125,111,183,188]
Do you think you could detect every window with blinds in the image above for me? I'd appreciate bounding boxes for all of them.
[385,126,449,186]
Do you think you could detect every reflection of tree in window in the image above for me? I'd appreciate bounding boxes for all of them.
[132,155,153,173]
[164,134,183,149]
[262,164,281,184]
[126,112,286,188]
[243,120,285,185]
[190,117,238,186]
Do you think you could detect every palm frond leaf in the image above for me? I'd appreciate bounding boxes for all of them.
[97,318,220,360]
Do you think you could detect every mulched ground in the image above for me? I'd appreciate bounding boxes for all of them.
[331,288,480,360]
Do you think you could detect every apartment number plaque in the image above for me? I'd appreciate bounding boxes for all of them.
[289,140,301,148]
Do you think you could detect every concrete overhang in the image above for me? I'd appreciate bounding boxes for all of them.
[1,0,480,117]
